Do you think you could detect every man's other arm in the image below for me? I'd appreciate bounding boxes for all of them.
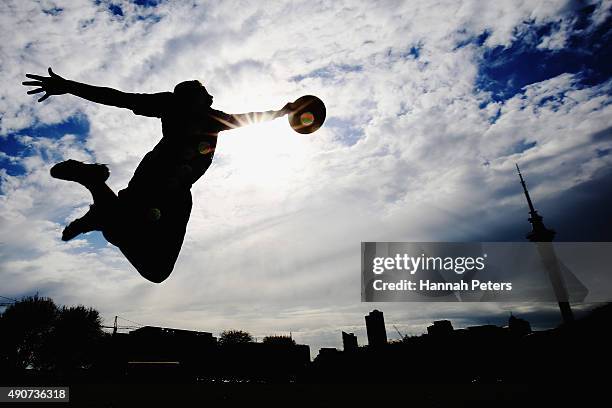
[23,67,168,116]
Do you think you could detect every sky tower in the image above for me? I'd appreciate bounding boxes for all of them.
[516,164,574,323]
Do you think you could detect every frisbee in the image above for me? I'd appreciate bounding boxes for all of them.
[288,95,326,134]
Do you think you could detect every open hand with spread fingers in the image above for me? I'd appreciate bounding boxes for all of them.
[22,67,70,102]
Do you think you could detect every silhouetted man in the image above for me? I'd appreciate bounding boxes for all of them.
[23,68,294,283]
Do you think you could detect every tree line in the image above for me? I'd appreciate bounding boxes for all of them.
[0,295,294,377]
[0,295,105,375]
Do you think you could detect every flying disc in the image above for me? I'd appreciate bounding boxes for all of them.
[288,95,326,134]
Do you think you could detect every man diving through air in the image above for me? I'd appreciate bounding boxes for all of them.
[23,68,295,283]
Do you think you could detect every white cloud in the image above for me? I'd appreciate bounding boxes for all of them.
[538,19,571,50]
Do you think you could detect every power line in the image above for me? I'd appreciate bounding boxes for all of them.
[116,316,145,327]
[101,325,139,330]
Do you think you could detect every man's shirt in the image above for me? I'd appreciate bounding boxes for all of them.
[122,92,236,198]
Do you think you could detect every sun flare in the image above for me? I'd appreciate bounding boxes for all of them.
[217,118,310,189]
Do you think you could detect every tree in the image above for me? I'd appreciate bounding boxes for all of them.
[43,305,105,373]
[219,330,253,346]
[0,295,58,370]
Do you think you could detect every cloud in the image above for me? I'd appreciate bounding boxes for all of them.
[1,0,611,354]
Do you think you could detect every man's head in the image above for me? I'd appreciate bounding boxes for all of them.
[174,80,213,107]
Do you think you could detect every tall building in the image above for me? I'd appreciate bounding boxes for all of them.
[516,164,574,323]
[342,331,358,352]
[365,309,387,347]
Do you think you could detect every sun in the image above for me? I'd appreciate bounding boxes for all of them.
[216,117,311,190]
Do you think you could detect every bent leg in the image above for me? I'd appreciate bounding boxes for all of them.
[51,160,119,240]
[102,189,193,283]
[84,181,118,211]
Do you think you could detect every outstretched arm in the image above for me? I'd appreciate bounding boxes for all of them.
[22,67,135,109]
[222,102,296,129]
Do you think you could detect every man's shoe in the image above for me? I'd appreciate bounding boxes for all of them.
[62,218,85,241]
[50,160,109,184]
[61,205,101,241]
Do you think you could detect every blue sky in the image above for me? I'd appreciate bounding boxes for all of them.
[1,0,611,354]
[478,4,611,101]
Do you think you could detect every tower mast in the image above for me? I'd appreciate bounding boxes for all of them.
[516,164,555,242]
[516,164,573,323]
